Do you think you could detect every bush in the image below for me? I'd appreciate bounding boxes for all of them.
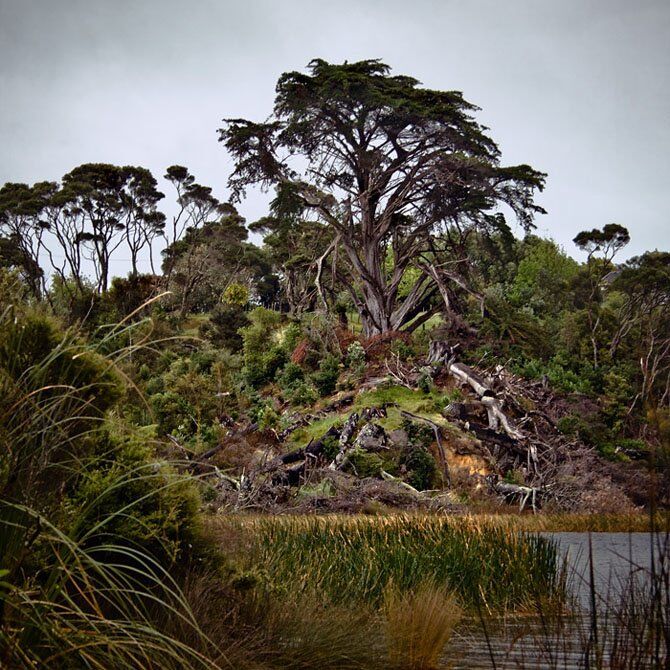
[240,307,289,387]
[199,303,249,351]
[0,309,124,506]
[277,361,305,389]
[285,380,318,407]
[150,391,195,437]
[71,424,208,565]
[401,446,438,491]
[221,282,249,306]
[346,341,366,373]
[417,366,434,394]
[389,338,415,361]
[311,354,341,397]
[345,448,384,478]
[107,274,159,320]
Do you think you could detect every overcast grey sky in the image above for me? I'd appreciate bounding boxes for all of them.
[1,0,668,271]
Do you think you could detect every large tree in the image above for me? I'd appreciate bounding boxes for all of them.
[220,59,546,336]
[55,164,165,291]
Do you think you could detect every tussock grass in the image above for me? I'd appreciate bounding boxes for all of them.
[212,514,564,612]
[0,302,219,668]
[385,581,462,669]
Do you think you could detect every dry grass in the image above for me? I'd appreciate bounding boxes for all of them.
[165,569,384,669]
[384,581,462,669]
[478,511,670,533]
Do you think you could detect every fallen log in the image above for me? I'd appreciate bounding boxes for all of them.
[490,479,541,513]
[428,341,539,474]
[380,470,421,496]
[329,412,359,469]
[191,422,258,467]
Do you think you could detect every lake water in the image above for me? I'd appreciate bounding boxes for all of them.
[445,532,668,669]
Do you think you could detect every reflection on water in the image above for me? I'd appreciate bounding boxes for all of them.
[444,532,668,669]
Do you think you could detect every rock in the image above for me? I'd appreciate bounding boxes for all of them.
[388,429,409,449]
[354,422,388,451]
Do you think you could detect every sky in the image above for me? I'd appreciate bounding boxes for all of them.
[0,0,668,274]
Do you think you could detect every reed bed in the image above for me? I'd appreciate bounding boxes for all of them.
[214,515,565,612]
[487,512,670,533]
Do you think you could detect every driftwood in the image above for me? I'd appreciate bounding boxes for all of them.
[490,478,541,513]
[380,470,421,495]
[426,341,542,479]
[447,362,526,440]
[329,412,359,469]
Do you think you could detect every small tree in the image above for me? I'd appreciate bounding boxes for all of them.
[611,251,670,411]
[0,181,55,298]
[250,213,334,315]
[573,223,630,367]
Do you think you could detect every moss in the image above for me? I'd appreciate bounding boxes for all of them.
[287,415,345,450]
[354,385,449,429]
[298,479,336,498]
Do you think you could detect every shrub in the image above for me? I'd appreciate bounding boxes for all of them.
[389,338,415,361]
[0,306,221,669]
[277,361,305,389]
[346,341,366,373]
[0,310,123,506]
[150,391,195,437]
[345,448,384,478]
[221,282,249,306]
[239,307,288,387]
[107,274,159,320]
[70,425,207,565]
[416,366,434,394]
[402,446,438,491]
[199,303,249,351]
[403,419,435,448]
[311,354,341,397]
[285,380,318,407]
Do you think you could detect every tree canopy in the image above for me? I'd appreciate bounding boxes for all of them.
[220,58,546,335]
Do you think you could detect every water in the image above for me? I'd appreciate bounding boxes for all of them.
[445,532,668,669]
[551,532,666,609]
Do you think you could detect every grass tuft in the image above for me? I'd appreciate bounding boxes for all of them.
[384,581,462,669]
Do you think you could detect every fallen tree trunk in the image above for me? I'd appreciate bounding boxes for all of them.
[427,341,538,474]
[380,470,421,496]
[491,479,541,513]
[329,412,359,470]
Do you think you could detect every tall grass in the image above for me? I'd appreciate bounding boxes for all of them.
[385,581,462,669]
[213,515,565,612]
[529,530,669,668]
[0,301,221,668]
[490,512,670,534]
[0,501,218,669]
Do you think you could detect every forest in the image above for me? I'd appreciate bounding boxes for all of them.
[0,59,668,668]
